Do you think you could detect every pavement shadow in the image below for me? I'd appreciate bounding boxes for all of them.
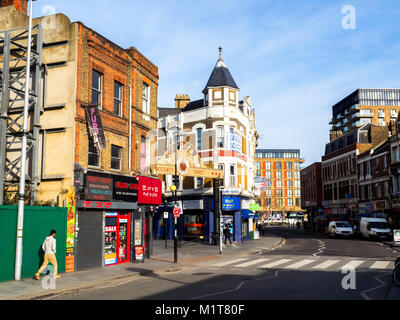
[133,267,397,300]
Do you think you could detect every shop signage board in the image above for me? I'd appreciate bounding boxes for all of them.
[155,164,223,179]
[138,175,162,205]
[85,174,113,201]
[77,200,137,210]
[114,176,138,202]
[155,141,223,178]
[249,203,259,211]
[183,199,203,210]
[85,104,106,150]
[222,196,241,211]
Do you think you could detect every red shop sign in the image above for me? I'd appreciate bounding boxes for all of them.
[83,201,112,209]
[138,176,162,205]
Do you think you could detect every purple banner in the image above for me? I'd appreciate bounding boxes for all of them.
[85,104,106,150]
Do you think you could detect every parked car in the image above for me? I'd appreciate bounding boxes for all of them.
[360,217,392,240]
[328,221,354,238]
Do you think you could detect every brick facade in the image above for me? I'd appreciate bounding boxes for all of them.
[75,24,158,176]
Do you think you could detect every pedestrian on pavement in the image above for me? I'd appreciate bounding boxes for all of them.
[296,221,300,229]
[223,225,232,244]
[34,230,60,280]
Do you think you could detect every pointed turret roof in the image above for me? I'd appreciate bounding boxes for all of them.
[202,47,239,94]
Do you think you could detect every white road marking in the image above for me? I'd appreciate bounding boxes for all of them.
[283,259,315,269]
[234,258,270,268]
[259,259,293,268]
[369,261,391,269]
[312,260,340,269]
[212,258,248,267]
[341,260,365,270]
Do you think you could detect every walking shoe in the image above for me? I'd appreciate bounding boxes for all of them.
[34,274,40,280]
[53,275,61,279]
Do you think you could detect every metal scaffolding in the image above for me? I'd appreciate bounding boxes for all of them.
[0,24,43,205]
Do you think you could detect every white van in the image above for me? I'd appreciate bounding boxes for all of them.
[360,217,392,240]
[328,221,354,238]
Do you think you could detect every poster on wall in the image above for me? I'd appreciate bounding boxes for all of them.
[65,187,76,273]
[135,220,142,246]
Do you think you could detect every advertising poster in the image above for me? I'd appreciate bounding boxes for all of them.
[66,187,76,273]
[135,220,142,246]
[135,246,144,261]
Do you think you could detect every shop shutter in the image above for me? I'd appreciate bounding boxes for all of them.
[76,210,103,271]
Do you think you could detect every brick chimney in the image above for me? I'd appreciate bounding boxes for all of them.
[0,0,28,15]
[175,94,190,109]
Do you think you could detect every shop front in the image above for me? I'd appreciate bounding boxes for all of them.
[136,175,162,258]
[104,212,131,266]
[221,196,244,243]
[74,170,142,271]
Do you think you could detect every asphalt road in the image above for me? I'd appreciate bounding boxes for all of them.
[43,226,400,300]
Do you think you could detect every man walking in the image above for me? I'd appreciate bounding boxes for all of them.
[34,230,60,280]
[223,224,232,245]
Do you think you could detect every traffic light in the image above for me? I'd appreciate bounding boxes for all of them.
[172,175,179,189]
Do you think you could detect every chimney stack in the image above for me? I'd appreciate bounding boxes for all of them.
[175,94,190,109]
[0,0,28,15]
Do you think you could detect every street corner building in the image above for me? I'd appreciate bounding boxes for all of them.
[155,48,259,243]
[0,0,162,275]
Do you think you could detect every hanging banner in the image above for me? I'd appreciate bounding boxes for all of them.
[85,104,106,150]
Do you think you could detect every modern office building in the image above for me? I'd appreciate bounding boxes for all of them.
[329,89,400,141]
[255,149,305,220]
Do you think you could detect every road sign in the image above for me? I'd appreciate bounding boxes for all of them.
[173,207,181,218]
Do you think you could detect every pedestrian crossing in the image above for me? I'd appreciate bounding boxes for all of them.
[209,256,395,271]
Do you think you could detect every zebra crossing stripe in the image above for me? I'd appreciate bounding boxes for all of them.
[234,258,271,268]
[341,260,365,270]
[213,258,248,267]
[369,261,391,269]
[312,260,340,269]
[283,259,315,269]
[259,259,293,268]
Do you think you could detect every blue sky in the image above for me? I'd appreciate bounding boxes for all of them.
[33,0,400,166]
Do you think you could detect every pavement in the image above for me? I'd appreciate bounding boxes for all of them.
[0,234,283,300]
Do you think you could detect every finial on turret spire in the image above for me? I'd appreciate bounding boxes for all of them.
[216,46,226,68]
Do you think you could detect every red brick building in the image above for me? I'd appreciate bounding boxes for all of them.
[300,162,322,211]
[357,141,391,214]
